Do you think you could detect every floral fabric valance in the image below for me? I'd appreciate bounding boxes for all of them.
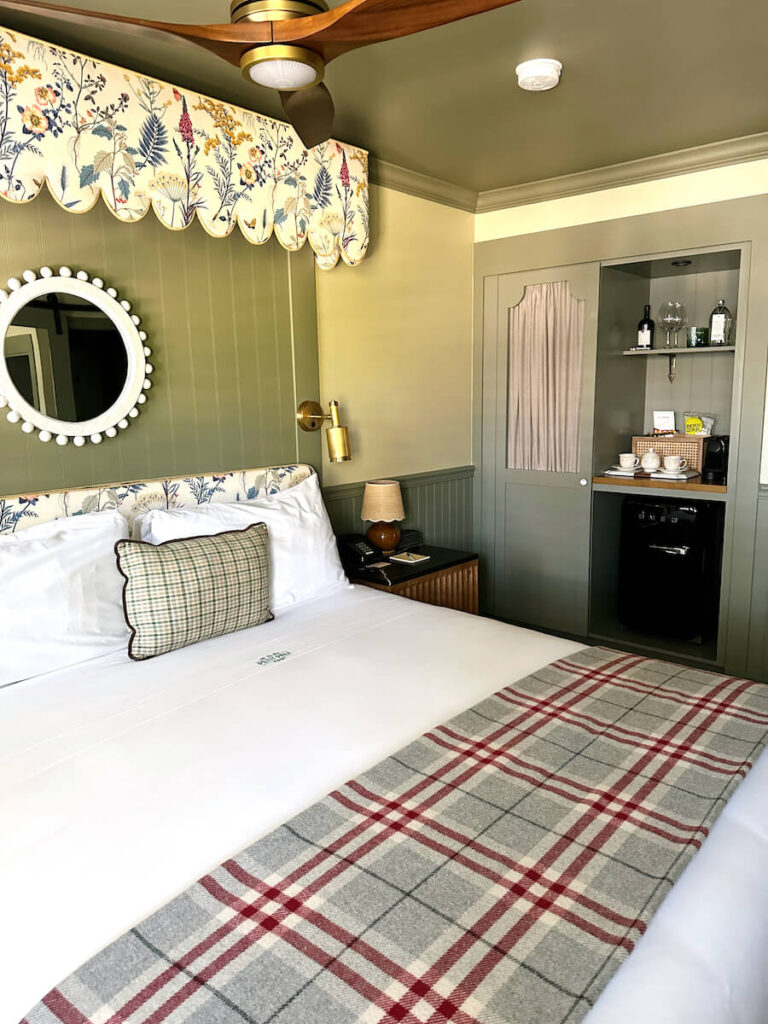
[0,28,369,268]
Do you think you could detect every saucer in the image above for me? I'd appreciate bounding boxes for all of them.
[611,464,640,472]
[658,467,686,475]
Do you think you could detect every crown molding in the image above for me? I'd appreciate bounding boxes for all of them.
[369,131,768,217]
[369,157,477,212]
[475,131,768,213]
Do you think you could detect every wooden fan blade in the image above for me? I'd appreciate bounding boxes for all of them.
[273,0,525,62]
[0,0,523,73]
[0,0,271,65]
[280,82,335,149]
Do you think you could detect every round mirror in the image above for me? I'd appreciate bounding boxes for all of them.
[0,268,153,446]
[5,291,129,423]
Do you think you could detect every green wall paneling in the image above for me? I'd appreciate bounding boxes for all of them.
[747,490,768,680]
[593,265,652,474]
[323,466,474,549]
[0,190,321,497]
[643,261,740,435]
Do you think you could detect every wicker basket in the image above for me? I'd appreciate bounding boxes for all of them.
[632,434,709,472]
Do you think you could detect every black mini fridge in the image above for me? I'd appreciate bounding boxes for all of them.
[618,498,725,643]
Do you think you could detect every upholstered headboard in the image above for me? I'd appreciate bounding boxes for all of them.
[0,465,314,535]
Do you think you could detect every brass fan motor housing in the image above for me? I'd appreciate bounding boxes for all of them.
[230,0,328,25]
[239,44,325,87]
[233,0,327,90]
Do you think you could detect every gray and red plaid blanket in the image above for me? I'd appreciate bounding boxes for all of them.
[22,647,768,1024]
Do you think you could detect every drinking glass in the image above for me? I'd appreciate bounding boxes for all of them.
[657,301,688,349]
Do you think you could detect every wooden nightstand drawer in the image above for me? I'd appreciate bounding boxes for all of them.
[346,547,479,614]
[385,559,478,613]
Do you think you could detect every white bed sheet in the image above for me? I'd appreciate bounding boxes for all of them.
[1,586,582,1023]
[583,742,768,1024]
[3,587,767,1024]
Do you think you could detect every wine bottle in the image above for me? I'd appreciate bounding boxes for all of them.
[637,304,654,349]
[709,298,733,346]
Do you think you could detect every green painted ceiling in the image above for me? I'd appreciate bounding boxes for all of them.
[1,0,767,193]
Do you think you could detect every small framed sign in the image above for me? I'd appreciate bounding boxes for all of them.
[653,410,676,433]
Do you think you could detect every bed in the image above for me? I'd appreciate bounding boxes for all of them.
[2,465,767,1024]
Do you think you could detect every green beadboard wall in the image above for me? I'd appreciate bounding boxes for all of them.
[323,466,474,550]
[0,190,320,497]
[747,490,768,680]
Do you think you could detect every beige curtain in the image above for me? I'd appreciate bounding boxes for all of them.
[507,281,585,472]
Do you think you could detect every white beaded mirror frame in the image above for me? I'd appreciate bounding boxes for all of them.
[0,266,153,447]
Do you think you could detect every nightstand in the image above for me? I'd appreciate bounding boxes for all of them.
[346,545,479,614]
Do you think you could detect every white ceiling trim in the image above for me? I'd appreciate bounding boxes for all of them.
[370,131,768,220]
[369,158,476,212]
[474,156,768,242]
[475,131,768,213]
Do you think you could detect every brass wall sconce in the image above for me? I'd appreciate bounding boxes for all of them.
[296,399,351,463]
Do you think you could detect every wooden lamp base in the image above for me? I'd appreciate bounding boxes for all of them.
[365,521,401,556]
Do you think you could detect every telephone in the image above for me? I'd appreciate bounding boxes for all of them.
[337,530,423,568]
[337,534,378,567]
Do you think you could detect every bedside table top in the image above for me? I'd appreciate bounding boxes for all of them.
[345,545,478,588]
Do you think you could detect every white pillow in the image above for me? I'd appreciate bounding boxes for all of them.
[0,510,130,687]
[140,473,349,612]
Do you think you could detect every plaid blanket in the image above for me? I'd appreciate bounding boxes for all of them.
[22,647,768,1024]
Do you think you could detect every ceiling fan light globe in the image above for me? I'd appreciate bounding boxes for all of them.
[240,45,324,91]
[515,58,563,91]
[250,59,317,89]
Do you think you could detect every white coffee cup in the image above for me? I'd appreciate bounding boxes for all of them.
[619,453,640,469]
[663,455,688,472]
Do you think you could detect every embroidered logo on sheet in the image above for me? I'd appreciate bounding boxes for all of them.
[256,651,291,666]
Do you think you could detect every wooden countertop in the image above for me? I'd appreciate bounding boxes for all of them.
[593,475,727,495]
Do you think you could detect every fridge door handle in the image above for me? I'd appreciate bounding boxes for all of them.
[648,544,691,557]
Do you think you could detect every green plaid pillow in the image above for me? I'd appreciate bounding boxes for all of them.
[115,524,272,660]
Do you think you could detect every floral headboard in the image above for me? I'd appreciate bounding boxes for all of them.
[0,464,313,535]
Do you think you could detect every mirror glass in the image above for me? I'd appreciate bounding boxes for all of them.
[3,291,128,423]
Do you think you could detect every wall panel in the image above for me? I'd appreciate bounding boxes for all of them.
[747,490,768,681]
[0,191,320,496]
[323,466,474,550]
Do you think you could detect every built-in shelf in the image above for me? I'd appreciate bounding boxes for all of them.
[622,346,736,357]
[591,247,742,669]
[593,475,727,500]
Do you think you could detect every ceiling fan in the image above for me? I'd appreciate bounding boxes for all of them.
[0,0,523,147]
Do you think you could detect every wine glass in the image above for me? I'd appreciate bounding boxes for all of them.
[657,301,688,349]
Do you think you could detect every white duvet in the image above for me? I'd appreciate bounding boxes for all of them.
[1,587,767,1024]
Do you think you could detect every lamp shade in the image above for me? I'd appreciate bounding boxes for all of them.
[361,480,404,523]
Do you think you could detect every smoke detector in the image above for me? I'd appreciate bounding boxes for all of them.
[516,58,563,92]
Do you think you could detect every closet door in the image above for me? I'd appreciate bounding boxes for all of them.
[480,263,599,636]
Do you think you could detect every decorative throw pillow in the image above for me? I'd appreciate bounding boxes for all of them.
[115,524,272,660]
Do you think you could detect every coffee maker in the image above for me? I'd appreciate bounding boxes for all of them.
[702,436,729,484]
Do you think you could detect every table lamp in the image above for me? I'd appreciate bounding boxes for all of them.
[361,479,405,555]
